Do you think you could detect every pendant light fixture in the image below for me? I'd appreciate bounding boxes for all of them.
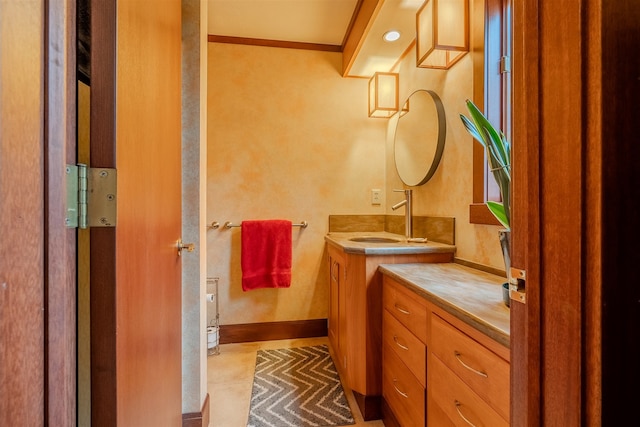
[416,0,469,69]
[368,72,409,118]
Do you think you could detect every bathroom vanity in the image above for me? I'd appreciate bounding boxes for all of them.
[324,232,455,420]
[379,263,510,427]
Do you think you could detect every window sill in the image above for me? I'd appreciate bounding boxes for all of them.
[469,203,502,226]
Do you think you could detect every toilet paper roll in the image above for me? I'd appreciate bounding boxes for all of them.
[207,326,219,348]
[206,293,215,303]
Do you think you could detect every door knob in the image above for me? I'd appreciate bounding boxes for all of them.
[177,239,195,256]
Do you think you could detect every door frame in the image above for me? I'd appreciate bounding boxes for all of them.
[510,0,615,425]
[45,0,78,424]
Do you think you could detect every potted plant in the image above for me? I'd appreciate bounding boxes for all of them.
[460,99,512,306]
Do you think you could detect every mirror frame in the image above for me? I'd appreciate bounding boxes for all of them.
[393,89,447,186]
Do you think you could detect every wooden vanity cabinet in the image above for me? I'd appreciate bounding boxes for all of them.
[382,275,510,427]
[429,314,510,425]
[328,244,348,374]
[326,242,452,420]
[382,282,428,427]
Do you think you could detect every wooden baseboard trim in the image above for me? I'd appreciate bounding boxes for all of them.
[182,393,210,427]
[219,319,328,344]
[381,398,401,427]
[352,391,382,421]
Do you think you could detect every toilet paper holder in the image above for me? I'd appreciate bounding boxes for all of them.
[207,277,220,356]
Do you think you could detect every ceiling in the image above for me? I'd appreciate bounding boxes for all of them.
[207,0,426,77]
[207,0,358,46]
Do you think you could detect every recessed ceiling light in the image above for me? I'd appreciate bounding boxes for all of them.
[383,30,401,42]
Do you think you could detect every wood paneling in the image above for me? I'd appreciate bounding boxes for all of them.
[0,2,45,425]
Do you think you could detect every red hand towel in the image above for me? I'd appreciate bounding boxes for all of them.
[241,219,292,291]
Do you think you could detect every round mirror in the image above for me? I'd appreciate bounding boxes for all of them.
[393,89,446,186]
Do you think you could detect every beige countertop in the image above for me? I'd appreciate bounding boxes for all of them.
[378,262,510,347]
[324,231,456,255]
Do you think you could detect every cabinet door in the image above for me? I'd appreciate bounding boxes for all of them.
[328,248,348,373]
[328,255,340,352]
[337,258,348,372]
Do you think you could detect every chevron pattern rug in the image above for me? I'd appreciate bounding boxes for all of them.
[246,345,355,427]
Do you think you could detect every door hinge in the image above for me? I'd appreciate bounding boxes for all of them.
[66,164,117,228]
[509,267,526,304]
[500,56,511,73]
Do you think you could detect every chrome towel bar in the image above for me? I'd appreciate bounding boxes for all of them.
[223,220,308,229]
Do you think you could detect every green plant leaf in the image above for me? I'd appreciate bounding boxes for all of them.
[486,201,510,229]
[459,114,485,145]
[461,99,512,229]
[465,99,510,166]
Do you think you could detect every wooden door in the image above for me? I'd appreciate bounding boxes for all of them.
[511,1,639,425]
[511,0,585,424]
[1,1,77,426]
[90,0,183,425]
[328,252,340,355]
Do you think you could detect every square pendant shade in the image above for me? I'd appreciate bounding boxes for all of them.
[368,72,409,118]
[416,0,469,69]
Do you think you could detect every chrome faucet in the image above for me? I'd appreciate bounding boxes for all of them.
[392,189,413,240]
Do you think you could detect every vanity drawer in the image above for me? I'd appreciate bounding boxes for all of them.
[429,354,508,427]
[383,277,427,343]
[383,309,426,387]
[383,343,425,427]
[430,314,510,421]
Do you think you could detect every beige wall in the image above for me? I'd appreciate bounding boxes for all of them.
[386,45,505,270]
[206,41,503,326]
[207,43,387,325]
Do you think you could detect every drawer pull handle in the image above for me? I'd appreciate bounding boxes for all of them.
[454,351,488,378]
[392,379,409,398]
[455,400,478,427]
[394,303,411,315]
[393,335,409,351]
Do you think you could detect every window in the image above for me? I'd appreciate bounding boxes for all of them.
[470,0,512,225]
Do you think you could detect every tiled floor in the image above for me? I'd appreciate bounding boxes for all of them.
[207,336,386,427]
